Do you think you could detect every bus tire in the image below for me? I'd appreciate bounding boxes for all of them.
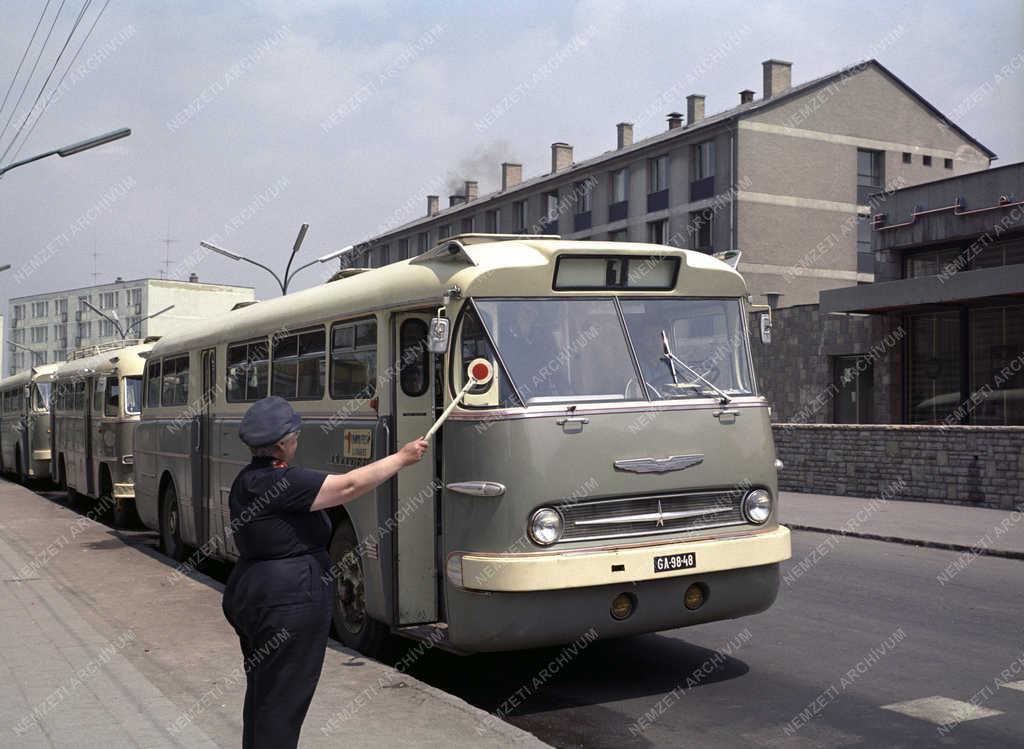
[113,499,136,530]
[328,521,390,659]
[159,481,188,562]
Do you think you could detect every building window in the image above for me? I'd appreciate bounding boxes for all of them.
[398,238,410,260]
[330,317,377,400]
[908,312,960,424]
[922,155,932,167]
[541,191,559,233]
[12,329,24,344]
[226,339,270,402]
[692,141,715,180]
[438,225,451,240]
[100,319,117,338]
[31,325,48,343]
[78,295,91,312]
[970,304,1024,425]
[610,168,628,204]
[99,291,119,310]
[574,180,592,214]
[609,229,628,242]
[833,355,874,424]
[129,287,142,307]
[902,152,912,164]
[53,324,66,341]
[31,301,49,318]
[647,219,669,245]
[857,148,884,204]
[513,200,527,231]
[648,155,669,194]
[485,209,500,233]
[77,321,91,339]
[53,349,66,362]
[272,327,326,400]
[373,244,389,267]
[417,232,430,252]
[33,351,47,365]
[689,209,714,251]
[460,216,475,234]
[944,158,954,170]
[13,304,25,320]
[55,298,67,316]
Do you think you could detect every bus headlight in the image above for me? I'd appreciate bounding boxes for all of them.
[528,507,563,546]
[742,489,772,524]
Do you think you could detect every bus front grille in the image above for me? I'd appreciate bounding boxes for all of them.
[557,489,747,542]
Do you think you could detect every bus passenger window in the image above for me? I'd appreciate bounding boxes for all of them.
[146,361,161,407]
[162,355,190,407]
[74,381,86,412]
[33,383,50,412]
[93,379,105,413]
[227,340,269,402]
[124,377,142,415]
[105,376,120,417]
[272,327,326,400]
[399,319,429,397]
[330,318,376,400]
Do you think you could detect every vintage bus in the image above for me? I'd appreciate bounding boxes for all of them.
[0,364,57,482]
[135,235,790,655]
[52,342,149,527]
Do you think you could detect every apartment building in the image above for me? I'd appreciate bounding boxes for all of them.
[7,276,254,374]
[345,58,994,308]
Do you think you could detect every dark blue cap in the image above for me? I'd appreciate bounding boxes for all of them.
[238,396,302,447]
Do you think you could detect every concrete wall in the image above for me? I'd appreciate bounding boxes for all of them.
[773,423,1024,510]
[145,281,256,339]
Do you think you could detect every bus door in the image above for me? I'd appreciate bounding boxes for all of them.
[20,385,31,477]
[392,312,439,625]
[191,348,216,552]
[84,377,95,496]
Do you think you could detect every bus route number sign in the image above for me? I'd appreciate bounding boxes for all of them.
[653,552,696,573]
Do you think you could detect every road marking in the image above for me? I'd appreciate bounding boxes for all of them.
[881,696,1002,725]
[1002,680,1024,692]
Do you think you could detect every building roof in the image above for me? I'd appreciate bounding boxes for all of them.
[9,277,254,303]
[355,59,996,250]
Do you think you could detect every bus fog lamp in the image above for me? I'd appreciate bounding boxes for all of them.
[445,554,464,587]
[528,507,563,546]
[684,583,706,610]
[742,489,772,524]
[611,592,636,620]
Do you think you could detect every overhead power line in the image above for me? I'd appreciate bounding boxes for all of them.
[0,0,54,122]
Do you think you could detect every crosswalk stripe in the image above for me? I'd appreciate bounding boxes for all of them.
[881,696,1002,726]
[1002,680,1024,692]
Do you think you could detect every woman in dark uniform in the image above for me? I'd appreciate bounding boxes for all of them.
[222,396,428,749]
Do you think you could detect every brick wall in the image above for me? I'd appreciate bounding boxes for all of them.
[773,423,1024,510]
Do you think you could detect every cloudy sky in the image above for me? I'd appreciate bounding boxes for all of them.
[1,0,1021,314]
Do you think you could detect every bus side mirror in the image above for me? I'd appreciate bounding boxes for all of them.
[427,316,450,354]
[759,313,772,344]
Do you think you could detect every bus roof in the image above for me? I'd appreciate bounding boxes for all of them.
[53,343,152,380]
[0,363,59,390]
[149,238,748,357]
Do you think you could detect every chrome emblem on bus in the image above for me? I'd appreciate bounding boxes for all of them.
[613,454,704,474]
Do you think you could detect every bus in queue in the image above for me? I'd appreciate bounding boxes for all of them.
[0,363,57,483]
[134,235,791,655]
[52,342,149,527]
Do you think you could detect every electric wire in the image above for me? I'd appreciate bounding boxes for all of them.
[0,0,53,122]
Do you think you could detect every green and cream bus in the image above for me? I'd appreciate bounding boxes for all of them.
[52,342,149,527]
[135,235,790,655]
[0,364,57,482]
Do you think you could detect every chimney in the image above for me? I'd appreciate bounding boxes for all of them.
[616,122,634,149]
[427,195,439,216]
[667,112,683,130]
[762,59,792,99]
[449,195,466,207]
[464,180,478,202]
[501,162,522,191]
[686,94,705,124]
[739,89,755,104]
[551,142,573,173]
[188,272,199,283]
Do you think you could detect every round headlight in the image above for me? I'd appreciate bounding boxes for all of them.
[743,489,772,524]
[528,507,563,545]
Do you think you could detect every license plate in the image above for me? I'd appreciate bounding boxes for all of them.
[653,552,696,573]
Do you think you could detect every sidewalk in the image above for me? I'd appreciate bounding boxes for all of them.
[781,491,1024,559]
[0,480,549,748]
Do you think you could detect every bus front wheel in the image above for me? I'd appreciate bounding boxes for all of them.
[329,522,390,658]
[160,482,187,562]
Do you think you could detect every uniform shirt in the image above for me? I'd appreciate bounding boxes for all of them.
[228,456,331,561]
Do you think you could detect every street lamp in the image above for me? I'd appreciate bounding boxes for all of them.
[0,264,10,273]
[200,223,353,295]
[81,300,174,341]
[0,127,131,178]
[7,339,42,372]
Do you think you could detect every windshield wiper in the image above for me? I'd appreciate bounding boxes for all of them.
[659,330,732,404]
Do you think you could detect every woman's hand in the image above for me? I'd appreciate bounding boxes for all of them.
[398,438,429,466]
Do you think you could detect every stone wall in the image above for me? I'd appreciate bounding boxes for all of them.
[773,423,1024,510]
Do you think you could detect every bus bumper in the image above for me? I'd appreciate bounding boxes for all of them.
[443,527,790,653]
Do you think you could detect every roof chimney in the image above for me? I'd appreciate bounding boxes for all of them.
[501,162,522,191]
[686,95,705,124]
[616,122,634,149]
[762,59,792,99]
[551,142,573,173]
[464,180,478,202]
[188,272,199,283]
[427,195,439,216]
[666,112,683,130]
[739,89,755,104]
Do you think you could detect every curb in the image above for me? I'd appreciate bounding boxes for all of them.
[787,524,1024,561]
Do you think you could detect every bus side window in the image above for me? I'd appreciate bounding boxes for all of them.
[330,318,377,400]
[105,377,120,417]
[162,355,190,407]
[93,378,105,414]
[399,319,429,397]
[227,340,269,403]
[272,327,326,400]
[146,360,162,408]
[74,381,86,412]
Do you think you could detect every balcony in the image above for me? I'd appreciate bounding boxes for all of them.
[538,218,559,235]
[690,176,714,201]
[646,189,669,213]
[573,211,592,232]
[608,201,628,222]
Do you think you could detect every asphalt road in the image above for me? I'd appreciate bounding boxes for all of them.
[40,487,1024,749]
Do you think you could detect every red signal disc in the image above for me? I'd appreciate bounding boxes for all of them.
[471,361,491,381]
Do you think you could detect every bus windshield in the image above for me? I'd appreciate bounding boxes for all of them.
[463,297,753,405]
[124,376,143,414]
[33,382,51,411]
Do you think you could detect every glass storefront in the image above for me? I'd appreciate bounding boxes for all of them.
[908,312,961,424]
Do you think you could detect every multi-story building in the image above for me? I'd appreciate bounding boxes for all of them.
[345,58,995,308]
[6,276,254,374]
